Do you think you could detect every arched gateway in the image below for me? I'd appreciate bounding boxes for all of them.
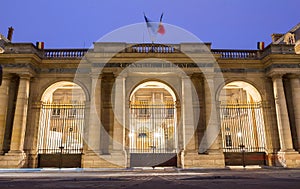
[37,81,86,168]
[219,81,267,166]
[128,81,178,167]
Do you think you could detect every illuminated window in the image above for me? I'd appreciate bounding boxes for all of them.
[52,108,60,116]
[225,135,232,147]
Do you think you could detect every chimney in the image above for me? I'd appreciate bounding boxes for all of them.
[271,33,284,43]
[7,27,14,41]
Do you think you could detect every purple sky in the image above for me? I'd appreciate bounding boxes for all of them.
[1,0,299,49]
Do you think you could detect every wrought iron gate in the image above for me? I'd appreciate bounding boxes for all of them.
[219,102,267,166]
[129,101,177,167]
[38,103,85,168]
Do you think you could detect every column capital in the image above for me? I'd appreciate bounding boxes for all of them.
[18,73,32,80]
[181,75,191,80]
[269,72,285,80]
[113,72,126,78]
[113,69,128,78]
[90,73,103,79]
[2,73,14,80]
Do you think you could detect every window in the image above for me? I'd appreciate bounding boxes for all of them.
[225,135,232,147]
[69,108,77,117]
[166,108,174,118]
[138,133,147,138]
[138,108,150,118]
[52,108,60,117]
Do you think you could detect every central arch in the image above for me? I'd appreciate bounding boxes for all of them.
[128,81,178,167]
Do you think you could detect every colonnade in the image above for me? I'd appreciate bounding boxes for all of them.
[0,72,300,168]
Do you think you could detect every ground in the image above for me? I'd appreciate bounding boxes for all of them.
[0,167,299,189]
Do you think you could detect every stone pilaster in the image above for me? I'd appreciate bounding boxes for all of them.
[1,74,31,168]
[28,101,42,168]
[9,75,30,153]
[87,74,101,153]
[201,76,222,154]
[113,75,125,151]
[272,74,294,152]
[289,75,300,152]
[0,76,11,154]
[181,76,196,152]
[110,73,126,167]
[181,75,224,168]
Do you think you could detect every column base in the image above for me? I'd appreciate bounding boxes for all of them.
[0,151,26,168]
[82,150,126,168]
[182,150,225,168]
[276,151,300,168]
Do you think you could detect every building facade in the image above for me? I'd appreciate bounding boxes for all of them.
[0,24,300,168]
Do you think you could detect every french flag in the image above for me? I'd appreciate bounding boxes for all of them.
[157,13,165,35]
[144,13,165,36]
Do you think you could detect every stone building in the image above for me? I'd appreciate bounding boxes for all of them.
[0,23,300,168]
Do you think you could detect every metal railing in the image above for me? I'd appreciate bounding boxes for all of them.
[219,102,267,153]
[125,43,179,53]
[222,147,266,153]
[129,101,176,153]
[41,44,295,59]
[43,47,260,59]
[38,103,85,154]
[211,49,260,59]
[44,49,88,58]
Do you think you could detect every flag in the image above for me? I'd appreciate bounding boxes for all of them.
[36,42,44,49]
[257,42,264,50]
[157,13,165,35]
[144,13,165,43]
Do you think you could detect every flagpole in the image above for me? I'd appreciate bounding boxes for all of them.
[144,13,165,51]
[144,12,155,44]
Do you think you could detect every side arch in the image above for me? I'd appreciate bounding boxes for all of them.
[215,78,266,102]
[217,80,268,166]
[37,81,87,168]
[38,79,90,103]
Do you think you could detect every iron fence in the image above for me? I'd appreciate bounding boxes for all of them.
[38,103,85,154]
[219,102,267,153]
[129,101,177,153]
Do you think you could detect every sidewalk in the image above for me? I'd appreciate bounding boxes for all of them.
[0,166,299,178]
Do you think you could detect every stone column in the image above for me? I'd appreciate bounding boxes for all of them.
[181,76,196,151]
[9,74,30,153]
[28,101,42,168]
[113,74,125,151]
[200,76,222,154]
[87,74,101,153]
[0,76,11,154]
[289,75,300,151]
[272,74,294,152]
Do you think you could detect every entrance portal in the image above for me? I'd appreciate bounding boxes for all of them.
[219,81,267,166]
[129,81,177,167]
[37,82,86,168]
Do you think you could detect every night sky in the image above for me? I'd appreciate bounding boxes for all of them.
[1,0,299,49]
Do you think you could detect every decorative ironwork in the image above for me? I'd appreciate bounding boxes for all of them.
[219,102,267,153]
[38,103,85,154]
[129,101,177,153]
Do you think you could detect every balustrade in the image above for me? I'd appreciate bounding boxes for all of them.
[42,44,290,60]
[44,49,87,58]
[211,49,259,59]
